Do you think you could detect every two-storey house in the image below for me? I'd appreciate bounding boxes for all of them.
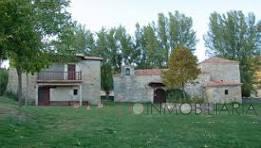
[7,55,102,105]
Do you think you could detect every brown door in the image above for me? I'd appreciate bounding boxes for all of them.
[68,64,76,80]
[38,87,50,106]
[154,88,166,103]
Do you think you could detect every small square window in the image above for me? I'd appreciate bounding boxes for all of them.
[73,89,78,95]
[125,68,130,76]
[225,89,228,95]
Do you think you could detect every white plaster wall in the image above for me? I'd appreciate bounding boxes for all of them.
[50,86,79,101]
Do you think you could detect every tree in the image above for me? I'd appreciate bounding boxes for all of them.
[52,22,94,57]
[115,26,136,66]
[168,11,197,51]
[86,11,197,70]
[157,13,169,63]
[204,11,261,96]
[134,11,197,69]
[0,69,8,96]
[101,63,113,99]
[106,28,120,71]
[0,0,72,105]
[161,47,200,98]
[143,24,163,68]
[134,23,146,69]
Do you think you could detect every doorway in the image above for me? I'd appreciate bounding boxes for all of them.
[153,88,166,103]
[38,87,50,105]
[68,64,76,80]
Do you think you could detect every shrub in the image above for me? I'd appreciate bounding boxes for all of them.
[166,89,205,103]
[190,97,205,103]
[166,89,190,103]
[4,91,18,101]
[0,69,8,96]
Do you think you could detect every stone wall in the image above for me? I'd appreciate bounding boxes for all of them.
[256,88,261,97]
[114,75,161,102]
[79,60,101,104]
[205,85,242,103]
[185,73,210,98]
[7,68,37,103]
[114,58,242,103]
[200,63,240,81]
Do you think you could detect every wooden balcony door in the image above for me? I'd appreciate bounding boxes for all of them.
[68,64,76,80]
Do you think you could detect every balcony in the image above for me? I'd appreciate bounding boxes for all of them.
[37,71,82,83]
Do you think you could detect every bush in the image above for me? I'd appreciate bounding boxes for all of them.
[166,89,205,103]
[166,89,190,103]
[189,97,205,103]
[0,69,8,96]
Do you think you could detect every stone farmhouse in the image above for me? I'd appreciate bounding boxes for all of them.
[7,55,102,106]
[114,57,242,103]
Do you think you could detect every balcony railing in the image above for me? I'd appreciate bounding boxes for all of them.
[37,71,82,81]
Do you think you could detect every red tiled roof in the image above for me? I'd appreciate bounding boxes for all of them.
[205,80,241,87]
[76,54,103,61]
[135,69,163,76]
[200,57,239,64]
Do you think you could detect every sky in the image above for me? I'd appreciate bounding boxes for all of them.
[1,0,260,68]
[69,0,261,62]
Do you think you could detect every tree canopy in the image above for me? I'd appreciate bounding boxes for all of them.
[0,0,73,105]
[161,47,200,98]
[76,11,197,71]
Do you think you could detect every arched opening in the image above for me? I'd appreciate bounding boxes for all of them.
[153,88,166,103]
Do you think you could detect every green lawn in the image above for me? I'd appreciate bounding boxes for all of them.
[0,97,261,148]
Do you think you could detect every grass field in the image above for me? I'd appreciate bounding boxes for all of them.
[0,97,261,148]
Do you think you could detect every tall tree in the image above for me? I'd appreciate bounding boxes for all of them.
[94,28,121,71]
[134,11,197,69]
[161,47,200,98]
[115,26,137,66]
[53,23,94,56]
[143,24,162,68]
[157,13,169,63]
[134,23,146,68]
[0,0,72,105]
[204,11,261,96]
[95,28,110,61]
[168,11,197,51]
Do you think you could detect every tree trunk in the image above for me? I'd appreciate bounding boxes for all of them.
[182,83,186,99]
[16,67,23,106]
[106,91,110,100]
[25,73,29,106]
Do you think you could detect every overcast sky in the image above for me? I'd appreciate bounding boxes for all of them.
[69,0,261,61]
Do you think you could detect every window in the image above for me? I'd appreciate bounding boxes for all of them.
[125,68,130,76]
[73,89,78,95]
[225,89,228,95]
